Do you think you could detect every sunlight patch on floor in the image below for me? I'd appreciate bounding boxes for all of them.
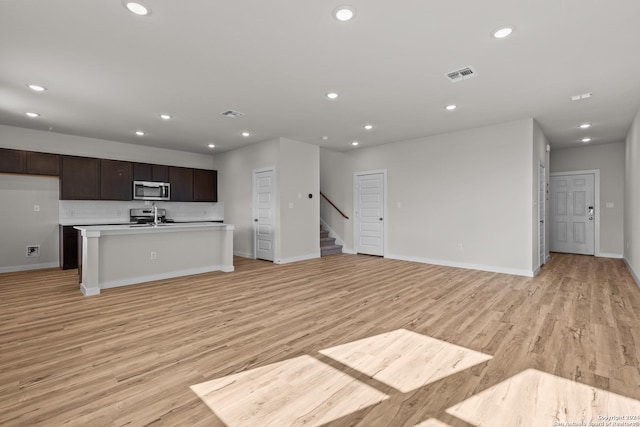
[446,369,640,427]
[319,328,493,392]
[190,355,389,427]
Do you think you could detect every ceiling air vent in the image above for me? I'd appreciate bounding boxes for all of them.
[445,66,477,83]
[220,110,245,118]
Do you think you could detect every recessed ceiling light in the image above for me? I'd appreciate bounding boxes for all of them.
[326,92,339,100]
[579,123,591,129]
[160,114,172,120]
[25,112,40,118]
[27,84,47,92]
[241,131,251,137]
[364,124,373,130]
[493,27,514,39]
[334,6,355,22]
[581,137,591,143]
[208,144,216,148]
[351,141,359,146]
[445,104,457,111]
[135,130,145,136]
[321,136,329,141]
[124,1,150,16]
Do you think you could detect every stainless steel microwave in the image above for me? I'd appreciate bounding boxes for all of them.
[132,181,171,201]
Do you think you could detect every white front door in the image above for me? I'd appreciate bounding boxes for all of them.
[355,171,385,256]
[550,173,595,255]
[254,169,275,261]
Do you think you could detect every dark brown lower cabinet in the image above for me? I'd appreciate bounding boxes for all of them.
[60,225,79,270]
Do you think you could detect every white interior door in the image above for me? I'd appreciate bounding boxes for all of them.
[355,172,385,256]
[254,169,274,261]
[549,173,595,255]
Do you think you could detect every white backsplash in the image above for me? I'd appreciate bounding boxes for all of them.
[59,200,224,225]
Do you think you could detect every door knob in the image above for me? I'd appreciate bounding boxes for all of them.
[379,218,383,220]
[254,219,258,222]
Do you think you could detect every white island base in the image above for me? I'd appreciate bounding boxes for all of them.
[75,223,235,296]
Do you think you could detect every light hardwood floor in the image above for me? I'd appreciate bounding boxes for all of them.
[1,253,639,426]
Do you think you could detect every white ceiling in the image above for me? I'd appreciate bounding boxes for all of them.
[1,0,639,154]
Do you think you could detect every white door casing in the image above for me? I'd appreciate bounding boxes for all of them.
[539,163,546,266]
[354,171,386,256]
[549,172,595,255]
[254,168,275,261]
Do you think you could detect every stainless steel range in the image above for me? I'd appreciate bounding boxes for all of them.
[130,207,170,224]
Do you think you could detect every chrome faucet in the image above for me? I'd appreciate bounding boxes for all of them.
[152,202,159,225]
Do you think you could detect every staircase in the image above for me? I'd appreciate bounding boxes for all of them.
[320,225,343,256]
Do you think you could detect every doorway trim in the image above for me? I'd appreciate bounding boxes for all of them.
[538,162,547,269]
[252,166,277,262]
[549,169,600,256]
[353,169,387,257]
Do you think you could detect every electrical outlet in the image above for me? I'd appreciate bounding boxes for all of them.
[150,251,157,260]
[606,202,614,208]
[457,243,463,251]
[289,202,294,209]
[33,205,40,212]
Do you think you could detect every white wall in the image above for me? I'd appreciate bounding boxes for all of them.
[213,139,280,259]
[321,118,537,276]
[279,138,320,261]
[0,125,214,169]
[213,138,320,263]
[551,142,625,257]
[625,108,640,286]
[0,175,59,272]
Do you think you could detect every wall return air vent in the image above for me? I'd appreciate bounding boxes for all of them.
[220,110,245,118]
[445,66,477,83]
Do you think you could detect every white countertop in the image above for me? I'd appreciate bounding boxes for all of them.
[75,222,234,236]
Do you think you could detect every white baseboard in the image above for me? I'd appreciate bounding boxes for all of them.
[99,265,232,291]
[342,248,357,254]
[0,262,59,274]
[545,255,551,263]
[233,251,255,259]
[597,252,623,259]
[320,218,345,247]
[624,258,640,289]
[386,254,535,277]
[80,283,100,296]
[275,252,321,265]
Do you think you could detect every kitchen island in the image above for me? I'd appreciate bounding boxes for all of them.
[75,222,234,296]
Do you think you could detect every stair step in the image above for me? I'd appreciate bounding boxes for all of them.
[320,237,336,247]
[321,244,343,256]
[320,230,329,238]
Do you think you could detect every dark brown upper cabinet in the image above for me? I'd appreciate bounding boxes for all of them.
[168,166,193,201]
[133,163,169,182]
[26,151,60,176]
[0,148,26,174]
[100,159,133,200]
[193,169,218,202]
[60,156,100,200]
